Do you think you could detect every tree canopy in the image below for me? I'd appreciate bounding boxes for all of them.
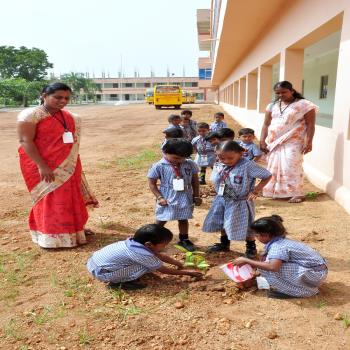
[0,46,53,81]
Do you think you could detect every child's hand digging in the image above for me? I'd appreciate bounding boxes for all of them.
[183,270,203,278]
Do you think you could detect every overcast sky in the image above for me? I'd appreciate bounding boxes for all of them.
[0,0,210,78]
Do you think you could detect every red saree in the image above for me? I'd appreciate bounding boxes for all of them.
[18,107,97,248]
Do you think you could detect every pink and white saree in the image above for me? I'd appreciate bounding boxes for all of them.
[263,99,318,198]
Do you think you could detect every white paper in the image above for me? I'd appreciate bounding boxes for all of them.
[256,276,270,290]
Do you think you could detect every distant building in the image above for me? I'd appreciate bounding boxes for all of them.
[197,0,350,213]
[92,77,205,102]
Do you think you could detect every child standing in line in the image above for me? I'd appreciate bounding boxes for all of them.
[238,128,262,162]
[165,114,182,130]
[148,139,202,252]
[217,127,235,141]
[161,127,184,149]
[233,215,327,299]
[191,122,216,185]
[180,115,197,141]
[181,109,197,135]
[203,141,271,257]
[210,112,227,132]
[87,224,202,290]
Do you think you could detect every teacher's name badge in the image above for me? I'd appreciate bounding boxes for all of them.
[63,131,74,144]
[173,178,185,191]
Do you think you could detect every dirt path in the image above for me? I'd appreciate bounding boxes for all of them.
[0,104,349,350]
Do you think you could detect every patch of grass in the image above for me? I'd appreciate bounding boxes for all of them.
[119,305,142,320]
[97,160,114,169]
[342,315,350,329]
[60,275,93,300]
[24,303,67,326]
[50,272,58,287]
[78,328,94,345]
[19,345,29,350]
[2,288,20,303]
[110,287,127,302]
[116,149,159,169]
[0,249,41,304]
[316,300,327,309]
[3,319,23,341]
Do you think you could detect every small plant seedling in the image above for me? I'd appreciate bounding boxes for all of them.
[174,245,210,270]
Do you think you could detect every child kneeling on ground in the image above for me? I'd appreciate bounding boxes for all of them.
[87,224,202,290]
[233,215,328,299]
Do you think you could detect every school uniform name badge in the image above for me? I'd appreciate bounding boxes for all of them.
[200,154,208,165]
[173,178,185,191]
[63,131,74,144]
[218,183,225,196]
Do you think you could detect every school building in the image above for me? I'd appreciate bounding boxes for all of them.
[92,77,205,102]
[197,0,350,214]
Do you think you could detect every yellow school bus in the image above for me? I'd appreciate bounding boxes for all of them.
[145,88,154,104]
[188,92,196,104]
[182,90,189,104]
[154,85,182,109]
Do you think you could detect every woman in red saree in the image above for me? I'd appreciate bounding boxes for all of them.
[260,81,318,203]
[17,83,98,248]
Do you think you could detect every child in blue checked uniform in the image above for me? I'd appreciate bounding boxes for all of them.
[148,139,202,252]
[233,215,327,298]
[160,127,184,150]
[203,141,271,257]
[238,128,262,162]
[87,224,202,290]
[210,112,227,131]
[192,122,216,185]
[165,114,182,131]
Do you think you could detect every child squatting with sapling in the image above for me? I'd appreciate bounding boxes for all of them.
[87,224,202,290]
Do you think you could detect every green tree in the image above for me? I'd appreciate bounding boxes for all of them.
[0,46,53,81]
[0,78,46,107]
[60,73,100,103]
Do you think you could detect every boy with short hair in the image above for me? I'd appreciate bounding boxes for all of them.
[217,127,235,141]
[238,128,262,162]
[165,114,182,130]
[210,112,227,132]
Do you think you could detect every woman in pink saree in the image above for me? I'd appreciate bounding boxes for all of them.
[260,81,318,203]
[17,83,98,248]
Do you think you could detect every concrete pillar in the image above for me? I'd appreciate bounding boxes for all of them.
[333,8,350,134]
[246,73,258,110]
[279,48,304,92]
[234,81,239,106]
[239,77,246,108]
[257,65,272,113]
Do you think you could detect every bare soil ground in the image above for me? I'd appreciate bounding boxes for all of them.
[0,103,349,350]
